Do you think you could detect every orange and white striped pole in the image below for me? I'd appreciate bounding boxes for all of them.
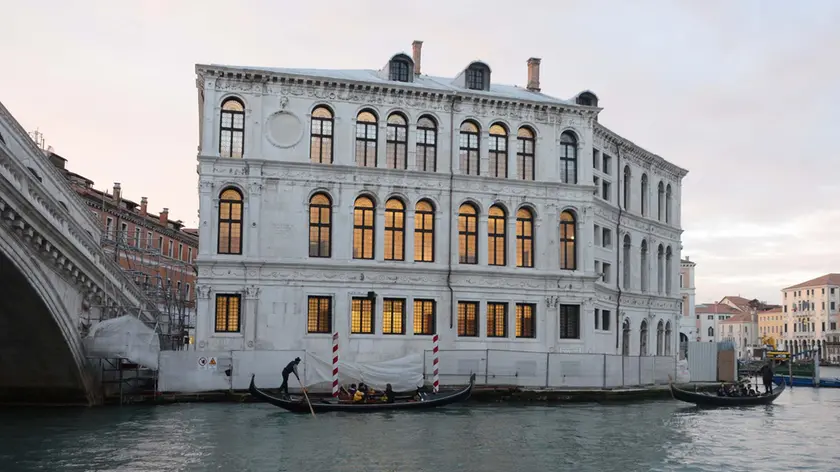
[331,332,339,397]
[432,333,440,393]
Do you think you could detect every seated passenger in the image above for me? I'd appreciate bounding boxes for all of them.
[353,389,365,403]
[717,383,727,396]
[348,383,357,396]
[381,384,395,403]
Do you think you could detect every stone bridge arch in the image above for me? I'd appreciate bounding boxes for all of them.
[0,231,95,404]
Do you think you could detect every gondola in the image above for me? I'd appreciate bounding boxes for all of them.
[669,380,785,407]
[249,373,476,413]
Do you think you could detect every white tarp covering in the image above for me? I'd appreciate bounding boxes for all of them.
[84,315,161,369]
[676,358,691,383]
[305,353,424,392]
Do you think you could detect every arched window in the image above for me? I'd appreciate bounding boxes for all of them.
[488,205,506,266]
[640,174,648,217]
[355,111,378,168]
[219,98,244,159]
[517,127,535,181]
[488,124,508,178]
[559,132,578,184]
[665,184,673,224]
[458,203,478,264]
[310,106,334,164]
[622,319,631,356]
[516,208,534,268]
[640,320,649,356]
[665,246,673,295]
[416,116,437,172]
[665,321,672,356]
[308,193,331,257]
[623,165,631,210]
[656,320,664,356]
[640,240,649,292]
[218,188,243,255]
[657,181,665,221]
[657,245,665,294]
[622,235,631,290]
[384,198,405,261]
[386,113,408,169]
[459,122,480,176]
[559,210,576,270]
[353,196,375,259]
[414,200,435,262]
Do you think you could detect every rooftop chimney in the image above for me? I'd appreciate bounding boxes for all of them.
[412,40,423,75]
[113,182,121,201]
[140,197,148,216]
[160,207,169,225]
[527,57,541,92]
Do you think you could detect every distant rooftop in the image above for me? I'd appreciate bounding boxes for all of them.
[784,273,840,290]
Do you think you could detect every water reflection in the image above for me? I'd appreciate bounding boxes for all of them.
[1,389,840,472]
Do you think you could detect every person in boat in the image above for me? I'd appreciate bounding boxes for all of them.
[760,362,775,394]
[381,384,395,403]
[348,383,357,396]
[716,383,728,396]
[279,357,301,396]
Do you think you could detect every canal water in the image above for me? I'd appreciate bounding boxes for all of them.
[2,387,840,472]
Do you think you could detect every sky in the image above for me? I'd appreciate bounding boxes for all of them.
[2,0,839,305]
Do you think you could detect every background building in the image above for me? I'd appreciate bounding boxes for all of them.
[781,273,840,361]
[679,257,696,343]
[192,41,688,363]
[696,303,738,342]
[41,143,198,348]
[718,312,757,360]
[758,307,783,349]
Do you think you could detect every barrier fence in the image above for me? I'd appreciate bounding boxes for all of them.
[423,349,678,389]
[155,348,678,393]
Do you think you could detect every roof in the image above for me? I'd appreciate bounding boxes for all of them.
[784,273,840,290]
[721,313,754,324]
[695,303,741,314]
[203,64,577,107]
[759,307,783,315]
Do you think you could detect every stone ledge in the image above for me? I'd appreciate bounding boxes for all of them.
[102,383,719,406]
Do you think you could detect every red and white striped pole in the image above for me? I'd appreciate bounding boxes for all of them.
[331,332,339,397]
[432,333,440,393]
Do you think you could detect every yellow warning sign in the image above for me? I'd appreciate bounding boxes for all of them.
[208,357,218,369]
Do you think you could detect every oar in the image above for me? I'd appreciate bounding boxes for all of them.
[296,375,316,417]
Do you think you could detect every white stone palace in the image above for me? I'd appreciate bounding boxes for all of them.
[192,41,688,362]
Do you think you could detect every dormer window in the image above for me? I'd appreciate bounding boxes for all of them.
[466,67,485,90]
[576,91,599,107]
[390,60,410,82]
[388,54,414,82]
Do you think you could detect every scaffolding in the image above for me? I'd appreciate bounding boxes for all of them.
[84,191,197,404]
[96,192,197,351]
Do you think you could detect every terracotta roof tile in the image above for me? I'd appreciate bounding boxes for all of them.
[784,273,840,290]
[695,303,741,314]
[721,313,753,324]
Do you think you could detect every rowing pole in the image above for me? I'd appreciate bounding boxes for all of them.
[296,375,316,417]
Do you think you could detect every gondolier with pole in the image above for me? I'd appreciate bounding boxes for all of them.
[280,357,301,396]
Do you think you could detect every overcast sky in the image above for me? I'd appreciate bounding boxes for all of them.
[2,0,838,305]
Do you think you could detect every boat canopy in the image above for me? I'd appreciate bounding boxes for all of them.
[304,353,424,392]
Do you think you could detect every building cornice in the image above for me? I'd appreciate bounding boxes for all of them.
[591,200,682,242]
[195,64,600,123]
[84,199,199,245]
[594,125,688,181]
[198,158,598,202]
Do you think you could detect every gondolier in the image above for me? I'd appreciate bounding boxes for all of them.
[279,357,301,396]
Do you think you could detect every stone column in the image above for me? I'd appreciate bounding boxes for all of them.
[244,285,261,351]
[506,215,517,268]
[246,180,263,258]
[375,207,386,261]
[478,214,489,266]
[405,208,416,263]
